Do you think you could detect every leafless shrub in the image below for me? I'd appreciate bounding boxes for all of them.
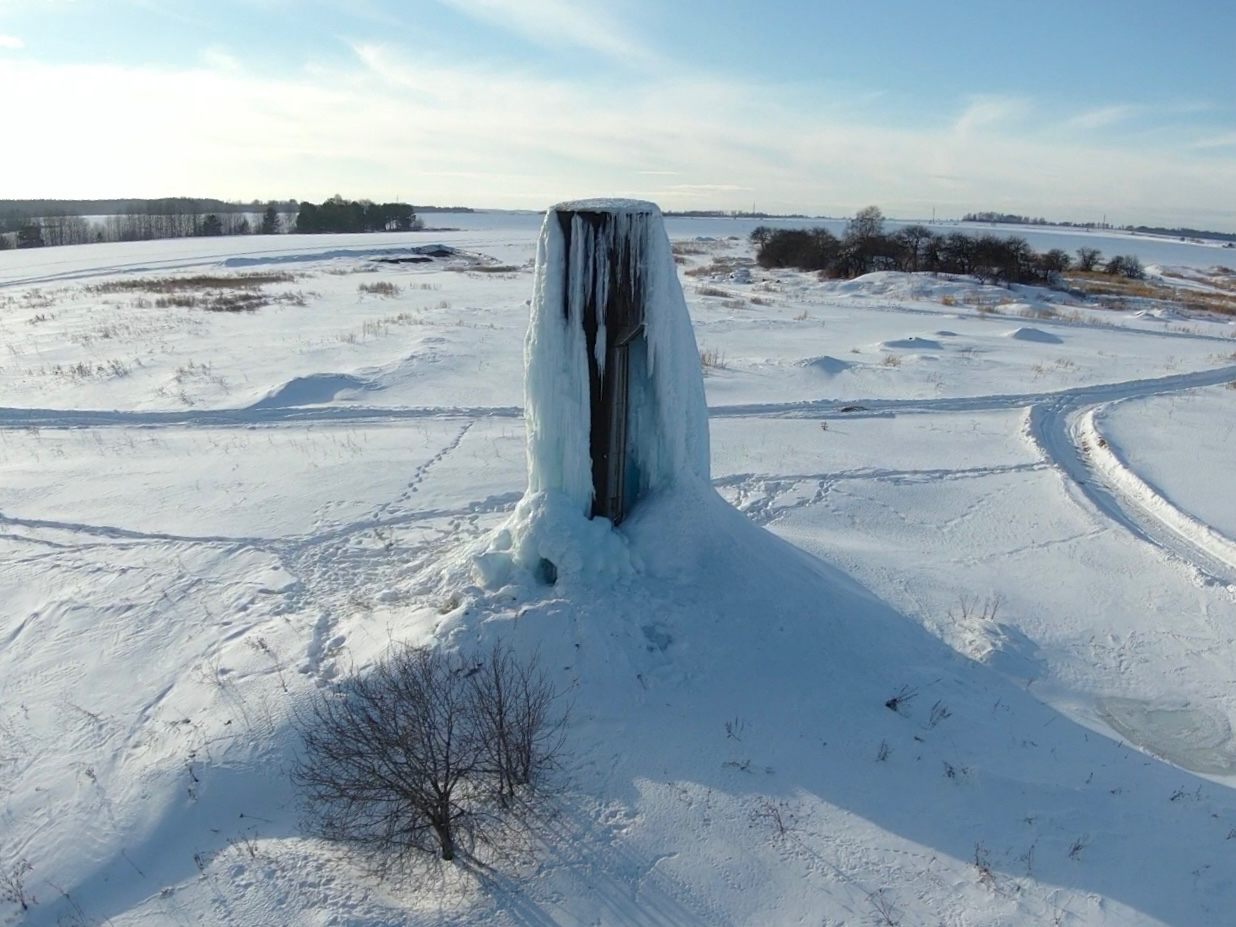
[0,858,34,912]
[928,700,952,728]
[974,841,995,887]
[868,888,900,926]
[950,594,1002,623]
[293,641,566,871]
[749,797,797,837]
[882,353,902,367]
[884,685,917,714]
[1067,833,1091,860]
[358,281,402,297]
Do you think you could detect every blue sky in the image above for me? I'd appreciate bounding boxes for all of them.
[1,0,1233,228]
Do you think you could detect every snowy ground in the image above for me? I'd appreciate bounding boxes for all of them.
[2,218,1235,926]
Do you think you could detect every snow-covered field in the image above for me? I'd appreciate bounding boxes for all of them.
[2,215,1235,926]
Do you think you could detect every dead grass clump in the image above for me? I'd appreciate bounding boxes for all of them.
[324,265,379,276]
[940,294,958,306]
[160,291,269,312]
[1181,293,1236,316]
[472,264,522,274]
[699,347,727,370]
[671,241,708,256]
[697,285,729,298]
[721,298,747,310]
[882,353,902,367]
[91,272,295,294]
[358,281,402,298]
[750,296,772,307]
[685,259,737,278]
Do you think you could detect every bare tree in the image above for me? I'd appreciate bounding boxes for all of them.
[468,643,565,805]
[1075,246,1103,272]
[294,642,565,871]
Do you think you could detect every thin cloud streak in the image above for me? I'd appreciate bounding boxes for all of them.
[431,0,660,67]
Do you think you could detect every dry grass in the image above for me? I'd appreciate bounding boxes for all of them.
[1065,271,1236,316]
[882,354,902,367]
[322,264,380,276]
[358,281,402,298]
[448,263,521,274]
[89,272,295,294]
[750,296,772,307]
[940,294,958,306]
[697,285,730,298]
[685,259,738,278]
[699,347,727,370]
[83,272,302,313]
[671,241,709,256]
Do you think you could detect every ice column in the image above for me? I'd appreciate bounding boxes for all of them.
[523,199,710,525]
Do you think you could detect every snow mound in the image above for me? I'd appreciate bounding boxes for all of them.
[1133,307,1185,321]
[1098,698,1236,775]
[249,373,379,409]
[1005,327,1063,344]
[796,355,852,376]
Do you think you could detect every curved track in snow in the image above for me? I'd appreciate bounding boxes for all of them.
[1024,366,1236,588]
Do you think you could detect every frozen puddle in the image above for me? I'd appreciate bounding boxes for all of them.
[1098,697,1236,775]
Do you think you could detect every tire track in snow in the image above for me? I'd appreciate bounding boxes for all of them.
[1025,366,1236,588]
[4,365,1233,431]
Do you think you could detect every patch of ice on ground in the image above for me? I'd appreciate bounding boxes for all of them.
[1097,697,1236,775]
[795,355,851,375]
[882,337,943,350]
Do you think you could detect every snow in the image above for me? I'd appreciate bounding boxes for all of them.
[2,218,1236,927]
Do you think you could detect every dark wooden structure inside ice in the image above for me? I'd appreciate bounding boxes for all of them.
[554,205,651,526]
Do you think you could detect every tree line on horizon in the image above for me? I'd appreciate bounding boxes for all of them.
[753,207,1145,285]
[0,196,425,250]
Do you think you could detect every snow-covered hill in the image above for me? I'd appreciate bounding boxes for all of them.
[2,222,1235,926]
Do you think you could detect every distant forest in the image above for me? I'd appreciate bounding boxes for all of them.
[963,211,1236,244]
[0,197,474,250]
[665,209,810,219]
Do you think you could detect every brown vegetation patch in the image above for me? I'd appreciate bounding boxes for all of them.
[89,272,296,294]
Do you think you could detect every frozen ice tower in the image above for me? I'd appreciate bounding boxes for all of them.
[523,199,711,525]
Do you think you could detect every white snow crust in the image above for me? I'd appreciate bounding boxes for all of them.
[3,217,1236,927]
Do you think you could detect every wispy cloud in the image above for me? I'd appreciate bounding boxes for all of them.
[1192,132,1236,149]
[954,96,1032,137]
[1064,104,1139,131]
[0,34,24,49]
[431,0,659,66]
